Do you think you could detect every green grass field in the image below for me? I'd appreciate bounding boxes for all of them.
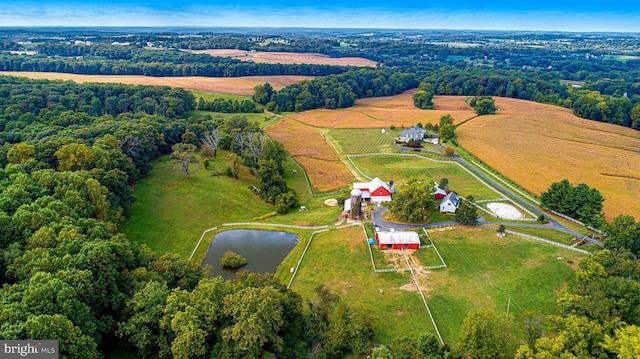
[121,151,343,261]
[324,128,403,154]
[287,225,583,346]
[350,154,502,201]
[187,110,273,124]
[190,90,253,102]
[425,227,583,343]
[289,225,439,343]
[120,151,274,258]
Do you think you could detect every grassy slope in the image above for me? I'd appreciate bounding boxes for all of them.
[325,128,404,154]
[121,152,343,260]
[120,151,273,258]
[190,90,253,102]
[425,227,583,343]
[289,226,438,344]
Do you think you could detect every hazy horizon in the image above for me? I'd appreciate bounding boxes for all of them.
[1,0,639,33]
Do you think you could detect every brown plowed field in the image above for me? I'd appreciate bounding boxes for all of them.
[0,72,311,96]
[265,118,353,192]
[189,49,377,67]
[288,91,476,128]
[456,97,640,219]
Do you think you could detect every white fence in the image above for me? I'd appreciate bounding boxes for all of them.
[501,229,592,255]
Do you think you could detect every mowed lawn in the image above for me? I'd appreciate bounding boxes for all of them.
[425,227,583,344]
[289,226,439,344]
[350,155,502,200]
[324,128,404,154]
[120,152,273,258]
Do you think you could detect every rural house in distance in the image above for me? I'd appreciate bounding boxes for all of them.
[398,126,426,142]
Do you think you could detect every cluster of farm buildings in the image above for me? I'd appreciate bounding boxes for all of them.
[344,177,461,250]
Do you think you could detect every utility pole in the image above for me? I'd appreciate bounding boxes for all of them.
[506,297,511,318]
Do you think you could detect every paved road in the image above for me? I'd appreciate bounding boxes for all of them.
[430,144,587,239]
[372,208,582,235]
[369,143,598,244]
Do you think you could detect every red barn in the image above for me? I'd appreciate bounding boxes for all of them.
[433,182,447,200]
[353,177,393,204]
[375,231,421,249]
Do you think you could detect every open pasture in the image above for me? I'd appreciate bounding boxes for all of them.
[0,71,311,95]
[288,225,439,343]
[425,227,583,343]
[456,97,640,219]
[288,92,476,128]
[349,154,502,201]
[188,49,377,67]
[120,151,273,258]
[265,118,354,192]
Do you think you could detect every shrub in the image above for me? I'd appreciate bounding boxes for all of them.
[220,250,247,269]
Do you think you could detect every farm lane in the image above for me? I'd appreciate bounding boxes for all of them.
[426,142,586,239]
[372,208,579,235]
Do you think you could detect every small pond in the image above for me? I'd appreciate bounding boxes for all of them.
[201,229,299,280]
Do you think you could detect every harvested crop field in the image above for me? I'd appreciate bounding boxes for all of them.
[265,118,353,192]
[289,91,476,128]
[295,157,354,193]
[457,97,640,219]
[189,49,377,67]
[0,71,311,96]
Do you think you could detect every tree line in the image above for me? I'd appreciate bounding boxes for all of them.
[416,70,640,130]
[0,52,351,77]
[254,68,418,112]
[196,96,262,113]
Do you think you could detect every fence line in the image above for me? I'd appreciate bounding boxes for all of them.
[189,226,218,260]
[545,209,604,235]
[423,228,448,268]
[220,222,331,230]
[424,265,447,270]
[287,155,344,197]
[488,227,592,255]
[401,248,445,345]
[375,268,399,273]
[287,228,332,288]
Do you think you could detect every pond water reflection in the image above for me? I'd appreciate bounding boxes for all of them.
[201,229,299,280]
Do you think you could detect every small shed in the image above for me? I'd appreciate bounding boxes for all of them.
[375,231,421,249]
[433,182,448,201]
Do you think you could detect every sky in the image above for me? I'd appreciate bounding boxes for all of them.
[1,0,640,32]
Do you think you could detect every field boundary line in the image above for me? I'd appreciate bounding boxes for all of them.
[480,226,592,255]
[320,133,365,181]
[189,226,218,260]
[287,155,344,197]
[422,229,447,268]
[287,223,359,288]
[401,248,445,345]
